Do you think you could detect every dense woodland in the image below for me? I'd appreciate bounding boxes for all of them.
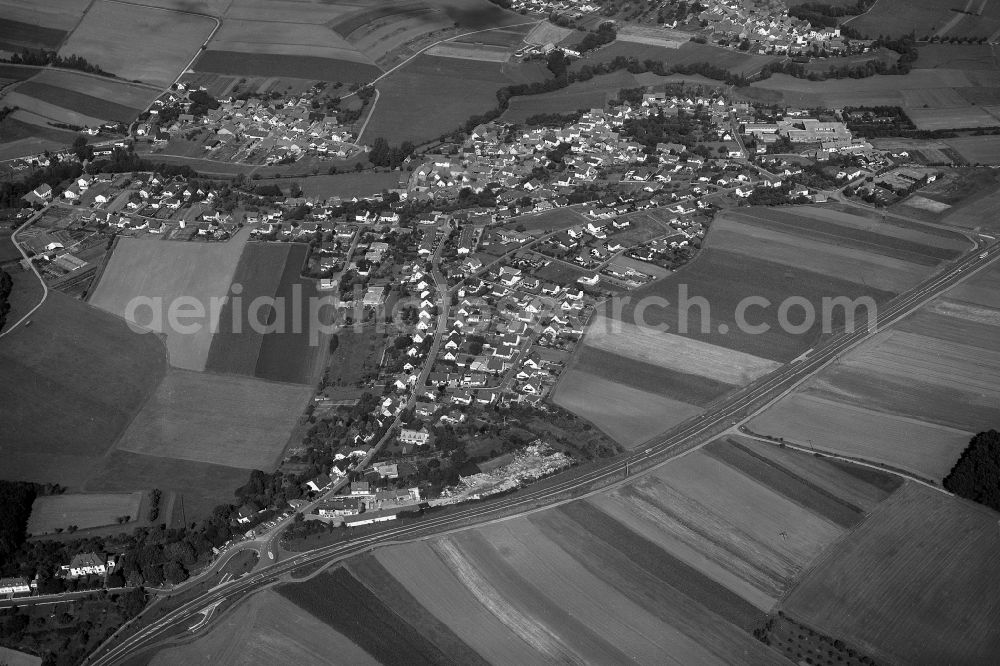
[943,430,1000,512]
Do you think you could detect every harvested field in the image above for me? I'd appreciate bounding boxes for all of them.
[205,16,368,63]
[590,450,847,609]
[536,504,770,635]
[346,555,488,666]
[848,0,1000,39]
[616,25,690,48]
[455,26,531,47]
[500,69,638,122]
[917,44,997,70]
[945,134,1000,164]
[748,392,974,482]
[278,566,460,665]
[0,291,166,483]
[0,90,108,129]
[572,345,733,406]
[0,0,88,32]
[28,68,157,108]
[195,51,381,84]
[703,439,865,528]
[83,451,250,523]
[445,524,750,664]
[510,206,587,233]
[251,243,330,385]
[0,19,66,52]
[710,213,930,293]
[749,70,991,107]
[115,368,311,470]
[524,21,572,46]
[551,370,702,448]
[425,42,511,62]
[366,56,546,144]
[584,315,782,385]
[906,106,1000,131]
[14,81,143,123]
[375,541,548,664]
[782,482,1000,665]
[89,230,249,372]
[150,590,378,666]
[728,206,963,264]
[574,40,779,76]
[619,247,894,362]
[27,493,142,536]
[434,533,637,663]
[58,0,217,87]
[203,242,288,378]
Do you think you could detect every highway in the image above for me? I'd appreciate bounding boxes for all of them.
[87,238,999,665]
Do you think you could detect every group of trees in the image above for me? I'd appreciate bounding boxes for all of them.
[3,49,113,77]
[0,481,38,563]
[0,268,12,333]
[367,137,415,169]
[943,430,1000,512]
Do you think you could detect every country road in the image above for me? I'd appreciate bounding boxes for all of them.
[86,237,999,665]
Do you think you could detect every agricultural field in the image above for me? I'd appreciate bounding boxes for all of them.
[89,229,249,372]
[748,70,1000,111]
[0,0,89,33]
[0,114,78,159]
[150,590,378,666]
[573,40,781,76]
[455,24,532,47]
[114,368,312,470]
[425,42,512,62]
[781,482,1000,664]
[0,90,108,130]
[0,19,66,52]
[0,291,167,488]
[917,43,998,70]
[13,80,146,123]
[550,371,703,448]
[848,0,1000,40]
[501,70,639,123]
[57,0,217,87]
[83,450,251,524]
[364,55,547,144]
[194,51,381,84]
[553,205,965,447]
[171,438,921,663]
[26,493,142,536]
[204,242,327,385]
[944,134,1000,164]
[748,260,1000,483]
[584,315,782,385]
[523,20,573,46]
[905,106,1000,130]
[254,171,404,198]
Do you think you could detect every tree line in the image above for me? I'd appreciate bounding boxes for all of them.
[3,49,114,77]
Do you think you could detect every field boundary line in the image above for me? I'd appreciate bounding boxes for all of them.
[0,212,49,339]
[736,431,953,497]
[343,19,544,98]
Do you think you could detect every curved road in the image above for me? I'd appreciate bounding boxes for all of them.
[0,214,50,339]
[88,239,999,665]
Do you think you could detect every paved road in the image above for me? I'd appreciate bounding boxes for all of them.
[0,210,50,339]
[87,239,998,665]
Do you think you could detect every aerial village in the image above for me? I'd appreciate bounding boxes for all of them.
[13,84,943,531]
